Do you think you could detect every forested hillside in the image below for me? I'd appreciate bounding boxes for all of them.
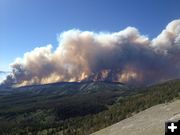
[0,80,180,135]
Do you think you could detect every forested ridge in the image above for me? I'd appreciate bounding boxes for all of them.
[0,80,180,135]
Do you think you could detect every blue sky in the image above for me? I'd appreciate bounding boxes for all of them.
[0,0,180,71]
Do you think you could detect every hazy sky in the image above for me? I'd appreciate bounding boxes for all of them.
[0,0,180,71]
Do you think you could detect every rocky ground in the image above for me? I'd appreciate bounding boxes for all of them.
[91,100,180,135]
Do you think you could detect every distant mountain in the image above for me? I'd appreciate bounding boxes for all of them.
[0,71,11,74]
[0,81,131,127]
[0,81,128,95]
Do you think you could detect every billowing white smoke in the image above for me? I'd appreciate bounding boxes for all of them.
[2,20,180,86]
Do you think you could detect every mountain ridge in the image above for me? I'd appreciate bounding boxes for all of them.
[0,79,180,134]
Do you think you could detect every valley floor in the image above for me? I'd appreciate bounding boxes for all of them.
[91,99,180,135]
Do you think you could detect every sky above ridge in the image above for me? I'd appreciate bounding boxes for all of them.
[1,0,180,71]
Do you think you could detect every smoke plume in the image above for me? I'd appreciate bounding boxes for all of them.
[2,20,180,86]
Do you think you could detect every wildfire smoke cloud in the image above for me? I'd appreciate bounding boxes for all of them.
[3,20,180,86]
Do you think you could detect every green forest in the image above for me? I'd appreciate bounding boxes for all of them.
[0,80,180,135]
